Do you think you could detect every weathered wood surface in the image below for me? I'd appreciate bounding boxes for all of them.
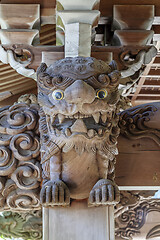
[2,44,153,70]
[2,0,160,18]
[43,200,115,240]
[116,135,160,187]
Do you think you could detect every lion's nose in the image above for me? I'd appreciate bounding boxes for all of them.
[64,80,95,104]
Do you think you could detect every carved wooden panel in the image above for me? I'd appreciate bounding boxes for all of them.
[0,102,41,211]
[115,198,160,240]
[116,102,160,187]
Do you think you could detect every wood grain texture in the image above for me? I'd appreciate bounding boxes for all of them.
[46,200,115,240]
[116,136,160,186]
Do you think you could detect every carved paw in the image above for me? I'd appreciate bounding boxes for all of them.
[88,179,120,207]
[40,180,70,207]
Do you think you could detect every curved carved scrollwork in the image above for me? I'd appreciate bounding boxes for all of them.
[0,103,38,135]
[146,225,160,239]
[0,146,17,175]
[7,188,40,210]
[119,46,157,97]
[119,103,160,145]
[0,102,41,211]
[115,196,160,240]
[11,160,41,190]
[0,210,42,240]
[0,45,36,80]
[10,132,40,161]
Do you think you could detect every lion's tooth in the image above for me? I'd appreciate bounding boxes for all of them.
[58,114,65,124]
[88,129,95,138]
[50,116,56,124]
[98,128,103,135]
[65,128,72,137]
[101,113,107,123]
[92,112,100,123]
[71,119,87,133]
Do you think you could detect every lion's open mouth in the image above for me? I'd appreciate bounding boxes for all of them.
[48,111,112,139]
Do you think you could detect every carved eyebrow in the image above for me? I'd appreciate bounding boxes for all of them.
[84,76,110,89]
[53,76,75,90]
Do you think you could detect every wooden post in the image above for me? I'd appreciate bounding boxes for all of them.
[43,200,115,240]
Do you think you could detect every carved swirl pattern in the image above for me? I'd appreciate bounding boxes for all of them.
[119,104,160,144]
[0,146,17,176]
[37,57,120,93]
[115,199,160,240]
[10,132,40,161]
[0,102,41,211]
[11,160,41,190]
[0,103,38,135]
[6,188,40,210]
[0,210,42,240]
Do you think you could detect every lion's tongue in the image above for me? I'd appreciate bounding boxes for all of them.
[70,119,87,133]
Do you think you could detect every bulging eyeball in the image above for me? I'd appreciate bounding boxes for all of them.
[52,90,64,100]
[96,89,108,99]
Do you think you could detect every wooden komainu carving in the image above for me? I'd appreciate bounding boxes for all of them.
[37,57,120,207]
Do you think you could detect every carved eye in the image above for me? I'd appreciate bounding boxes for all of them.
[52,90,64,100]
[96,89,108,99]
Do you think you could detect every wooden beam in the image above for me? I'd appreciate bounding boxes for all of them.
[132,99,160,106]
[130,94,160,96]
[100,0,160,17]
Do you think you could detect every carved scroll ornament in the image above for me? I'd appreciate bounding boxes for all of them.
[0,102,41,211]
[115,199,160,240]
[146,225,160,239]
[119,102,160,145]
[0,210,42,239]
[37,56,121,207]
[119,46,157,97]
[0,45,36,80]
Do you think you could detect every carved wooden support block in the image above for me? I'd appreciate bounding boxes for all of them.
[114,30,154,46]
[0,4,40,46]
[113,5,154,30]
[57,10,100,32]
[0,29,39,45]
[57,10,100,54]
[0,4,40,29]
[57,0,100,10]
[65,23,92,57]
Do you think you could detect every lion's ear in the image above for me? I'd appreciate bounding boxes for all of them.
[37,63,47,81]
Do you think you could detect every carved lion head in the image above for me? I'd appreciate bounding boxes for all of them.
[37,57,120,154]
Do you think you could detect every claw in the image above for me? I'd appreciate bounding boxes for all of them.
[40,180,70,207]
[88,179,120,207]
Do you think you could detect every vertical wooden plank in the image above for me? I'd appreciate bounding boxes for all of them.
[109,206,115,240]
[47,200,115,240]
[43,207,49,240]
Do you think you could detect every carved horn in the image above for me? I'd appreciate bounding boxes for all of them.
[37,63,47,77]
